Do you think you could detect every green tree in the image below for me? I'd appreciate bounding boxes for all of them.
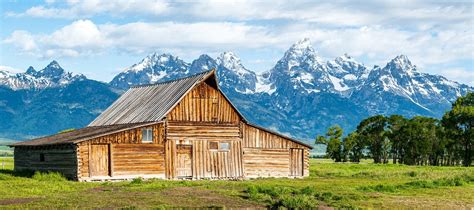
[356,115,388,163]
[316,125,344,162]
[442,92,474,167]
[398,116,438,165]
[342,132,365,162]
[387,115,407,164]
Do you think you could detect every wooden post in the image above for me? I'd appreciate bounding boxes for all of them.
[109,143,114,177]
[88,143,92,177]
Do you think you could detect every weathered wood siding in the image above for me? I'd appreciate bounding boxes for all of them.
[165,122,243,179]
[167,82,241,124]
[14,144,78,179]
[242,148,289,177]
[76,123,165,179]
[112,144,165,176]
[241,123,310,177]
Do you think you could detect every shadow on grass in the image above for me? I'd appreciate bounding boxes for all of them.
[0,169,36,178]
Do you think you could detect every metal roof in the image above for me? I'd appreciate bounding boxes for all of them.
[10,122,158,146]
[89,70,217,126]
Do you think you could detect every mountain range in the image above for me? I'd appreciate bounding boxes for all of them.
[1,38,472,143]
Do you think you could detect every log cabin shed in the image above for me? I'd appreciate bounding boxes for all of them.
[11,70,312,181]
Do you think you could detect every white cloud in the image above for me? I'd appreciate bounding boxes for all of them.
[8,0,170,18]
[3,18,472,71]
[0,65,23,73]
[3,20,274,59]
[3,31,37,51]
[439,68,474,86]
[3,1,472,81]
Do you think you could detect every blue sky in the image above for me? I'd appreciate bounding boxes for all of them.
[0,0,473,85]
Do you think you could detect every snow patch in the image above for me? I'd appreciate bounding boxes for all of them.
[328,74,349,91]
[343,74,357,80]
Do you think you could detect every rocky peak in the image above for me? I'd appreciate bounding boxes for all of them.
[281,38,323,69]
[386,55,416,73]
[190,54,217,73]
[217,51,253,77]
[36,60,66,79]
[26,66,36,75]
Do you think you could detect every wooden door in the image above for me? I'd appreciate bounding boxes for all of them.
[290,148,304,176]
[176,145,192,177]
[90,144,110,177]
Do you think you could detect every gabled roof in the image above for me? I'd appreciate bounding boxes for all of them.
[10,122,158,146]
[89,70,246,126]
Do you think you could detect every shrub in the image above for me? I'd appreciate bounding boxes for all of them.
[131,177,144,184]
[406,171,417,177]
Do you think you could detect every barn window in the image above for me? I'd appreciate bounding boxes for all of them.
[209,142,218,150]
[141,128,153,143]
[219,142,230,151]
[39,153,45,162]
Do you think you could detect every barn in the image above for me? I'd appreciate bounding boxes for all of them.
[10,70,312,181]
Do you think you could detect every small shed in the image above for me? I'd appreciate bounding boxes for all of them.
[11,70,312,181]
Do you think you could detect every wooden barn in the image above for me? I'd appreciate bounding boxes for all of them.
[10,70,312,181]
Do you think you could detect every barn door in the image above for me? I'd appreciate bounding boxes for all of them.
[90,144,110,177]
[176,145,192,178]
[290,148,304,176]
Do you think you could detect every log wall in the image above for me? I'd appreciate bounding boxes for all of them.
[14,144,78,179]
[241,123,310,177]
[76,123,165,179]
[242,148,289,177]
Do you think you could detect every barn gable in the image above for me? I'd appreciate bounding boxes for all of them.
[167,78,241,124]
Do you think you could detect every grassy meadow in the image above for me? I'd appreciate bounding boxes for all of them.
[0,158,472,208]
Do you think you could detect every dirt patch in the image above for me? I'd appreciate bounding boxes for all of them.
[88,186,121,192]
[318,202,335,210]
[0,198,39,205]
[160,187,265,208]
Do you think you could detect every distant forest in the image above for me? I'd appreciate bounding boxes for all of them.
[316,93,473,167]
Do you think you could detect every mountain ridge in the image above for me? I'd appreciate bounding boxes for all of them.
[0,39,472,143]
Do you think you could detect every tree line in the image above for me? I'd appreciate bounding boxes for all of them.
[316,92,473,167]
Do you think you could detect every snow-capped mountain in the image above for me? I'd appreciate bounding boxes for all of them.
[0,61,85,90]
[110,53,190,89]
[215,52,257,94]
[0,61,119,140]
[107,38,472,141]
[353,55,472,116]
[2,38,472,142]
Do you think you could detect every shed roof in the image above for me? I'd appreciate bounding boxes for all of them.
[10,122,158,146]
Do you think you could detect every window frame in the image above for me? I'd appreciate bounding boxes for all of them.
[209,141,218,150]
[209,141,230,152]
[141,127,153,143]
[219,142,230,151]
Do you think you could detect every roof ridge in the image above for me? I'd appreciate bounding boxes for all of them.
[130,69,214,89]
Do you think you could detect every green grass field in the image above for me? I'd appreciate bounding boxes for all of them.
[0,158,472,208]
